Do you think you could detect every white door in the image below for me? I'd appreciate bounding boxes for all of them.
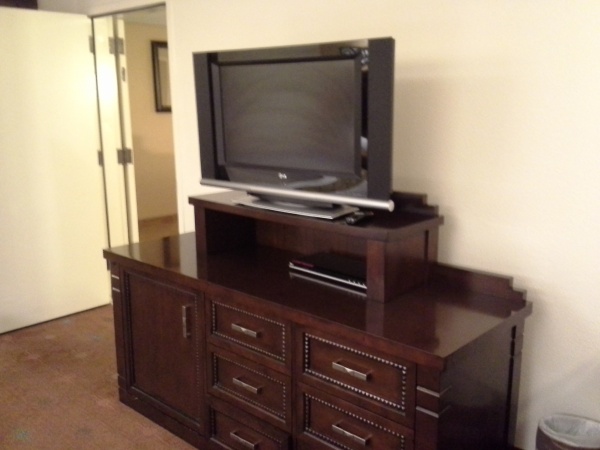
[93,15,139,247]
[0,8,110,333]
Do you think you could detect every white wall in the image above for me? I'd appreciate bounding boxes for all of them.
[166,2,600,449]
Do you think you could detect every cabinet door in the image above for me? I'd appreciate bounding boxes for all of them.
[127,272,203,424]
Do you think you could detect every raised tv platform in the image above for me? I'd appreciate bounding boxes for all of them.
[191,190,443,302]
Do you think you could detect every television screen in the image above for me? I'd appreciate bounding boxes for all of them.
[216,59,361,176]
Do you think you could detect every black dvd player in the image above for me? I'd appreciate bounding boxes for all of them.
[288,252,367,292]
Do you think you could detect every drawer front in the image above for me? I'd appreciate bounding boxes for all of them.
[297,385,413,450]
[209,299,288,364]
[209,347,291,429]
[299,329,415,425]
[209,400,290,450]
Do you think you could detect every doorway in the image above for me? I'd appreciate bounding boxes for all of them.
[94,5,178,245]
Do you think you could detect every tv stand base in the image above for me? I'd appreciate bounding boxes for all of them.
[235,194,358,220]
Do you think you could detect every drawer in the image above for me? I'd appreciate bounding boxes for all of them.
[209,397,290,450]
[298,328,415,425]
[209,298,289,367]
[297,384,413,450]
[208,346,292,430]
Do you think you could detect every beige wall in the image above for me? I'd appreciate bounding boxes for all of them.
[38,1,600,448]
[125,21,177,220]
[166,2,600,449]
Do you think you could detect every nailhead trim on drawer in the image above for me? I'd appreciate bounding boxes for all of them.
[211,301,287,362]
[303,333,408,413]
[209,407,286,445]
[212,353,287,419]
[303,393,407,450]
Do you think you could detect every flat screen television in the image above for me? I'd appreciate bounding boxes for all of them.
[193,37,395,218]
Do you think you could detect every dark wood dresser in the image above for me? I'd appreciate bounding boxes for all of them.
[103,191,531,449]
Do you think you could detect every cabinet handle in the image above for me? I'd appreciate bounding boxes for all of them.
[229,431,258,449]
[231,323,259,339]
[182,305,191,339]
[232,377,262,394]
[332,423,370,446]
[332,361,370,381]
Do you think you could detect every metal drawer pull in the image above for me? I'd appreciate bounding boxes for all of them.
[182,305,191,339]
[332,361,370,381]
[229,431,258,450]
[232,377,262,394]
[231,323,259,339]
[332,423,370,446]
[111,287,121,293]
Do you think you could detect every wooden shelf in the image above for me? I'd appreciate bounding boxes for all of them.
[190,191,444,302]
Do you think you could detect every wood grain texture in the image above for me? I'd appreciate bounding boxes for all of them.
[103,191,531,449]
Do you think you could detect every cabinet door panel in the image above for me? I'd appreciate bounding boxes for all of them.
[127,272,202,422]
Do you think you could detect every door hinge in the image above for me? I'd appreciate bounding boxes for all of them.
[117,148,133,165]
[89,36,95,54]
[109,37,125,55]
[97,150,104,167]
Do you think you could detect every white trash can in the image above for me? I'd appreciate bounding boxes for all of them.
[537,414,600,450]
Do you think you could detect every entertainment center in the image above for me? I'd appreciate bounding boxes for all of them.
[103,190,531,449]
[103,36,530,449]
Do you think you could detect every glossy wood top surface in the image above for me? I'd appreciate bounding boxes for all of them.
[104,232,530,367]
[189,191,444,242]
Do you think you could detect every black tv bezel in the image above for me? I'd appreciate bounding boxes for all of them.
[193,37,395,211]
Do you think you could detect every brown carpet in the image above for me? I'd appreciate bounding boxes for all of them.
[0,305,194,449]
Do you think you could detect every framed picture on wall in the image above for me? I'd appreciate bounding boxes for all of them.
[151,41,171,112]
